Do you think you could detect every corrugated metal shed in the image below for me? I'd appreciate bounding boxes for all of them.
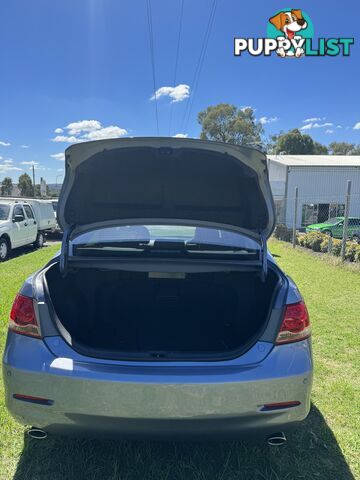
[267,155,360,228]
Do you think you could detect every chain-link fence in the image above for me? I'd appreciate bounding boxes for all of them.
[272,178,360,261]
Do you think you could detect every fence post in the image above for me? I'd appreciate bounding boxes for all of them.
[341,180,352,262]
[292,187,298,248]
[327,234,333,254]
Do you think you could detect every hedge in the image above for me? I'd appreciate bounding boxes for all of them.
[277,230,360,263]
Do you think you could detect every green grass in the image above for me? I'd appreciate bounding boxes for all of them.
[0,240,359,480]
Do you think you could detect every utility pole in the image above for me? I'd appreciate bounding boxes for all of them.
[32,164,36,198]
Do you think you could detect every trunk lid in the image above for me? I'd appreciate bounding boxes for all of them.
[58,137,275,239]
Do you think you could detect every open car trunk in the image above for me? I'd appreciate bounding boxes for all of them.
[45,264,281,360]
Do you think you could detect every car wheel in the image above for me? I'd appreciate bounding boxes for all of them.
[34,232,45,249]
[323,230,332,236]
[352,235,360,244]
[0,237,10,261]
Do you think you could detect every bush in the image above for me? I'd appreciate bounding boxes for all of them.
[297,234,306,247]
[354,245,360,263]
[274,224,293,242]
[302,231,326,252]
[345,242,360,262]
[320,237,330,253]
[331,239,342,256]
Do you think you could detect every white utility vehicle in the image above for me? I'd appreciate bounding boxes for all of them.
[0,198,56,261]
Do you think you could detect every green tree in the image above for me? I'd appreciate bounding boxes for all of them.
[18,173,33,197]
[269,129,328,155]
[198,104,263,145]
[1,176,13,196]
[350,145,360,155]
[313,141,328,155]
[329,142,358,155]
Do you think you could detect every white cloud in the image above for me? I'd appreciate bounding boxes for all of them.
[57,168,64,172]
[0,140,11,146]
[4,159,13,164]
[353,122,360,130]
[325,129,334,134]
[173,133,188,138]
[0,164,22,173]
[52,135,83,143]
[20,144,29,148]
[259,116,278,125]
[51,119,128,143]
[65,120,102,135]
[21,161,39,166]
[51,152,65,161]
[83,125,128,140]
[151,84,190,103]
[336,125,342,129]
[303,117,325,123]
[240,106,254,112]
[301,122,333,130]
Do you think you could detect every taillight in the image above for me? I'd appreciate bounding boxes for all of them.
[9,294,41,338]
[276,301,310,344]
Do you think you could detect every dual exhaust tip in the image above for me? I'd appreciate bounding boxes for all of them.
[26,427,286,445]
[267,432,287,446]
[27,427,47,440]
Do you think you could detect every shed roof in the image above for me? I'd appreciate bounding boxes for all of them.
[267,155,360,167]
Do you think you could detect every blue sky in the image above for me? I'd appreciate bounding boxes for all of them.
[0,0,359,183]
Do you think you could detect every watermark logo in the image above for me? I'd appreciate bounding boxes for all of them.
[234,8,354,58]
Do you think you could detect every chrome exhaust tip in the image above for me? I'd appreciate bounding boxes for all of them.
[267,432,287,446]
[27,427,48,440]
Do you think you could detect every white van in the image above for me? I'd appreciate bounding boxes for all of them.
[0,198,56,261]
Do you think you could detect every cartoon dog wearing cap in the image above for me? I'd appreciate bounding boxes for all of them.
[269,9,307,57]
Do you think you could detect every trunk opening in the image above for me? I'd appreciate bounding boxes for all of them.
[45,264,280,360]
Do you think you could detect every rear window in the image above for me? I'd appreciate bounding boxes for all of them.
[24,205,34,219]
[72,225,260,257]
[0,204,10,220]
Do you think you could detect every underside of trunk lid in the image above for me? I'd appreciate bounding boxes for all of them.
[58,138,275,239]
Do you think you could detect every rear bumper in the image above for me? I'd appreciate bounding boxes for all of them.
[3,333,313,439]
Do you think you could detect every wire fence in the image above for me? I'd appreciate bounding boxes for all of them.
[273,179,360,261]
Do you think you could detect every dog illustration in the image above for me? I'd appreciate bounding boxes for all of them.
[269,9,307,57]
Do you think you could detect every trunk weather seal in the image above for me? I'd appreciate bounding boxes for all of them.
[59,224,75,276]
[260,232,268,282]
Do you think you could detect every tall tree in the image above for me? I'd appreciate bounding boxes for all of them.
[313,141,329,155]
[18,173,33,197]
[269,129,328,155]
[198,104,263,145]
[329,142,358,155]
[1,177,13,196]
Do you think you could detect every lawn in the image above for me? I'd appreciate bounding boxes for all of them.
[0,240,359,480]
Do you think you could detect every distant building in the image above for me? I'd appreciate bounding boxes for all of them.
[267,155,360,228]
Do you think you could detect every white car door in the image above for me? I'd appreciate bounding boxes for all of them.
[11,204,28,247]
[23,204,38,243]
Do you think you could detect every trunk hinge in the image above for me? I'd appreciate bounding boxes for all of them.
[59,225,75,277]
[260,232,268,282]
